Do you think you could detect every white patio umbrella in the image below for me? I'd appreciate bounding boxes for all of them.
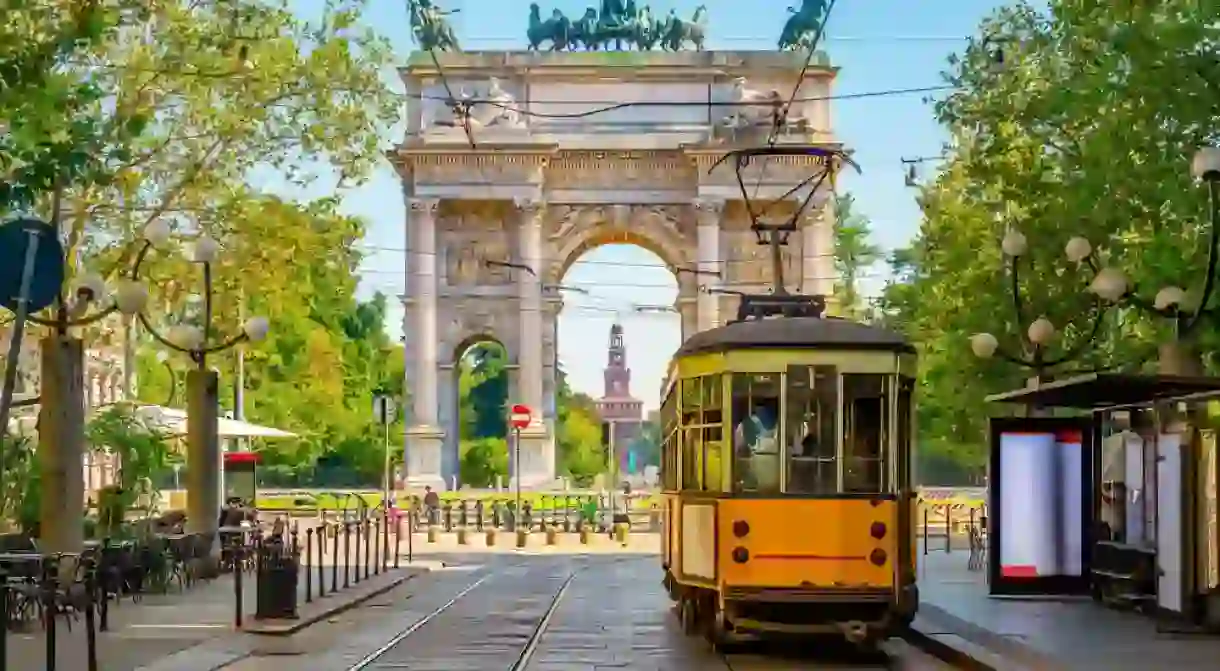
[134,405,297,439]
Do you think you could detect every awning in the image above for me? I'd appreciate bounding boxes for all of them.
[984,373,1220,410]
[135,405,297,439]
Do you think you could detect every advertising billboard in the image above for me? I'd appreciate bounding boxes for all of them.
[988,417,1094,595]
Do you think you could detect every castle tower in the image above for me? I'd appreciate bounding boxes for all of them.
[595,323,644,473]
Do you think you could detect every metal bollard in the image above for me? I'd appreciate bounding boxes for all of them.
[944,505,952,553]
[458,525,468,545]
[458,500,469,528]
[516,527,528,548]
[474,501,485,531]
[427,524,438,544]
[234,541,245,627]
[317,525,326,596]
[922,507,928,556]
[485,527,497,546]
[395,513,403,568]
[331,522,340,593]
[354,519,363,584]
[579,526,590,545]
[364,518,372,580]
[0,565,7,671]
[304,527,313,602]
[44,555,59,671]
[83,555,99,671]
[443,503,453,532]
[374,516,382,575]
[545,524,558,546]
[615,522,628,546]
[344,522,352,589]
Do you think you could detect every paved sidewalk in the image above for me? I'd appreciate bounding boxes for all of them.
[5,562,423,671]
[915,550,1220,670]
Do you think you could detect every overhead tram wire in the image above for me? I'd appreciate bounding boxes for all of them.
[746,0,841,210]
[399,84,953,119]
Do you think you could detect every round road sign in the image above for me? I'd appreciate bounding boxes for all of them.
[0,217,64,313]
[509,403,532,430]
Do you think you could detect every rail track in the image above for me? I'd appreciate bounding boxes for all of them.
[342,561,581,671]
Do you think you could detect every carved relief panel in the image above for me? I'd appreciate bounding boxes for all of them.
[438,297,520,365]
[439,205,514,288]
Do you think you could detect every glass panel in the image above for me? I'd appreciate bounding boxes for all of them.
[682,378,702,426]
[843,374,888,493]
[702,375,724,492]
[785,365,838,494]
[661,388,677,490]
[683,427,703,490]
[897,376,913,489]
[731,373,781,493]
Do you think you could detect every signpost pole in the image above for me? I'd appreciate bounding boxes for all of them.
[0,229,41,440]
[514,426,522,526]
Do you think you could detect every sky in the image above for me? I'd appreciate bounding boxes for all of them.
[284,0,1011,411]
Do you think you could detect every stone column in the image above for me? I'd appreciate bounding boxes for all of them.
[514,197,553,487]
[802,200,836,299]
[693,198,725,332]
[405,197,446,489]
[38,336,85,554]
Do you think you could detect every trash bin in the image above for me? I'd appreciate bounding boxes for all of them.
[255,542,300,619]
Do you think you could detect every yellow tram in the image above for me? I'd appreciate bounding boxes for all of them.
[659,296,918,647]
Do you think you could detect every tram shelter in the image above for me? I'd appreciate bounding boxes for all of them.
[985,372,1220,631]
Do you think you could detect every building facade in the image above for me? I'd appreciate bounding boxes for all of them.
[595,323,644,470]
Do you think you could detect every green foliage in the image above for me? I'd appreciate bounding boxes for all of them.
[86,403,172,534]
[554,368,606,484]
[460,437,509,487]
[0,433,40,534]
[0,1,152,211]
[885,0,1220,482]
[832,193,882,319]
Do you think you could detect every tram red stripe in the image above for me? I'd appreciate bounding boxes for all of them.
[1001,565,1039,578]
[754,554,867,561]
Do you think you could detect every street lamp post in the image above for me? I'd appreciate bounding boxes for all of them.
[127,221,269,548]
[968,227,1107,401]
[1054,147,1220,376]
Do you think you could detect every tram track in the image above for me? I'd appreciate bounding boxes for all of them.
[341,559,583,671]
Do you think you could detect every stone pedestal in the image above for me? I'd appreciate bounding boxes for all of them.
[404,424,447,490]
[37,336,85,554]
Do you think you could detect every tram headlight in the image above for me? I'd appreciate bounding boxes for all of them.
[732,547,750,564]
[869,548,888,566]
[870,522,887,540]
[732,520,750,538]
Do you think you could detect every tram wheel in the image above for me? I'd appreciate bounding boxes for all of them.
[679,597,699,636]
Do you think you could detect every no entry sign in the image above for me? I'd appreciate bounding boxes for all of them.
[509,404,532,430]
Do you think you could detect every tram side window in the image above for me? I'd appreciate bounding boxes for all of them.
[731,373,781,493]
[785,365,838,494]
[843,374,889,493]
[681,378,704,490]
[702,375,724,492]
[896,376,913,490]
[661,389,679,490]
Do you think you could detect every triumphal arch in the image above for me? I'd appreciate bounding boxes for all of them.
[392,50,842,489]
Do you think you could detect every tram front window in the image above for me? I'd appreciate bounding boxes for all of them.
[731,373,781,493]
[786,365,838,494]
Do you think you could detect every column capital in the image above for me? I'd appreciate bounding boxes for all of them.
[692,197,725,225]
[513,197,546,217]
[408,197,440,215]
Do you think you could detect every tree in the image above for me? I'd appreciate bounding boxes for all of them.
[0,1,151,212]
[832,193,882,319]
[460,437,508,488]
[892,1,1220,475]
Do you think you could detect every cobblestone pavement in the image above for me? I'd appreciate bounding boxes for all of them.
[219,554,954,671]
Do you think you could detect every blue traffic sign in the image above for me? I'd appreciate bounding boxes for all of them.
[0,218,64,313]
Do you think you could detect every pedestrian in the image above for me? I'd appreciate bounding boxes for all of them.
[424,485,440,525]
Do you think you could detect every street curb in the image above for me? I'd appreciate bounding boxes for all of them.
[904,628,1001,671]
[242,568,426,636]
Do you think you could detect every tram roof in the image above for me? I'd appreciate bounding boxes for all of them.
[675,316,914,357]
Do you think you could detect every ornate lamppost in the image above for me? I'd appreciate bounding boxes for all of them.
[1054,147,1220,376]
[968,226,1107,395]
[128,221,269,545]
